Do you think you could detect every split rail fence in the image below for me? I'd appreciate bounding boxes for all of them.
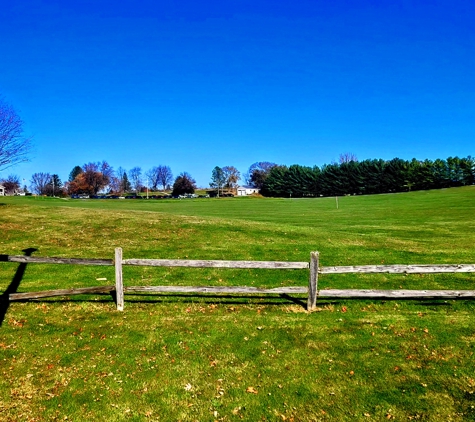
[2,248,475,311]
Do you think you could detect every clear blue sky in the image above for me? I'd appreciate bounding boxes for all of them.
[1,0,474,188]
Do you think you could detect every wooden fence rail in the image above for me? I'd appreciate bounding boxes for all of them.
[2,249,475,312]
[0,255,113,266]
[123,258,309,269]
[321,264,475,274]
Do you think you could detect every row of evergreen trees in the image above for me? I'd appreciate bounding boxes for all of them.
[261,156,475,197]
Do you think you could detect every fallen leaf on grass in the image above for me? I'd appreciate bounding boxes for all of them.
[246,386,258,394]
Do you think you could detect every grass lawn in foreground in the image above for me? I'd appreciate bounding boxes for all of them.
[0,187,474,421]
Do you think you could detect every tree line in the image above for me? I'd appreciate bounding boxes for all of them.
[1,97,474,199]
[0,163,198,197]
[2,155,473,198]
[19,163,178,196]
[257,156,475,197]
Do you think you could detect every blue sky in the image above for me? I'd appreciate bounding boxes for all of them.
[1,0,474,188]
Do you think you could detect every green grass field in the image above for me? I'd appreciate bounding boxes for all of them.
[1,188,475,421]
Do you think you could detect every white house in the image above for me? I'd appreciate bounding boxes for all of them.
[0,184,4,196]
[236,185,260,196]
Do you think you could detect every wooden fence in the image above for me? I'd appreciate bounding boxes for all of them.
[2,248,475,312]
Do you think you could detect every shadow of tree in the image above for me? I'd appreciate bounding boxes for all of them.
[0,248,37,327]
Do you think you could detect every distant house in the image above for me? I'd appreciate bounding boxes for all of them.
[0,185,4,196]
[236,186,260,196]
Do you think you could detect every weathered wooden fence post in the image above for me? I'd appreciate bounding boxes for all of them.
[115,248,124,311]
[307,251,319,312]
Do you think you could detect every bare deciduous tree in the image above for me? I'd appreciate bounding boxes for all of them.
[145,167,160,191]
[108,166,127,193]
[0,98,31,170]
[157,165,173,191]
[339,152,358,164]
[1,174,21,194]
[129,167,142,193]
[30,172,51,195]
[145,165,173,191]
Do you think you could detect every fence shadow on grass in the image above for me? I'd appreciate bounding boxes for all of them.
[124,293,307,308]
[24,293,307,309]
[0,248,37,327]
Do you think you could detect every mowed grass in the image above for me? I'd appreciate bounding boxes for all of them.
[1,187,475,421]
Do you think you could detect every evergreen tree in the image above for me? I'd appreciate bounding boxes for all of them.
[460,156,475,185]
[432,158,450,188]
[69,165,83,182]
[257,154,475,198]
[210,166,226,196]
[45,174,63,196]
[172,172,197,196]
[262,165,289,197]
[360,159,385,194]
[384,158,409,192]
[121,172,131,193]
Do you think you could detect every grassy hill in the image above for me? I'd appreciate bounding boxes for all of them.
[1,187,474,420]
